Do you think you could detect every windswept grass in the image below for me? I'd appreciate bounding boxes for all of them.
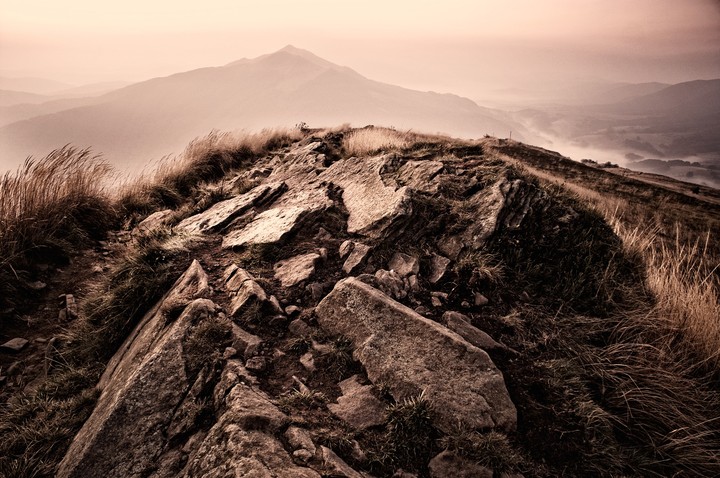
[607,213,720,371]
[0,147,115,310]
[343,127,410,156]
[117,128,302,218]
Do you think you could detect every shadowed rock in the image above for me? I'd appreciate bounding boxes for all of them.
[341,241,372,275]
[463,177,549,249]
[315,278,517,433]
[57,296,220,478]
[396,160,444,192]
[183,381,320,477]
[428,451,493,478]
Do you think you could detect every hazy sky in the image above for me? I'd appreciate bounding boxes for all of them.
[1,0,719,98]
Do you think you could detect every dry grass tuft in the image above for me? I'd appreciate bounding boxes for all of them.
[343,127,410,156]
[117,128,301,217]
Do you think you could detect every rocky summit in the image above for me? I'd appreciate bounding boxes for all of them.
[2,127,720,478]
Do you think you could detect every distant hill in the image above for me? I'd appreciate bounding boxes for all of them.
[0,89,52,108]
[0,76,73,95]
[588,81,670,104]
[611,79,720,118]
[0,46,524,172]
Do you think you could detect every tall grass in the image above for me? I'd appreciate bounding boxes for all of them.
[608,213,720,370]
[343,127,410,156]
[0,147,114,260]
[117,128,302,217]
[507,157,720,370]
[0,147,115,310]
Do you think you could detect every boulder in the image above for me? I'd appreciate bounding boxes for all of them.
[388,252,419,277]
[319,155,412,237]
[178,182,286,234]
[328,375,387,430]
[315,278,517,433]
[274,252,322,287]
[99,259,210,390]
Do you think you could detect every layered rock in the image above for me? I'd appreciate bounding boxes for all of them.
[178,181,287,234]
[57,260,221,477]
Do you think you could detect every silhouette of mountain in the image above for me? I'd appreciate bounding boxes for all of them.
[0,46,523,172]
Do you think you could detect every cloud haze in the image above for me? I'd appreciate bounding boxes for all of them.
[1,0,718,98]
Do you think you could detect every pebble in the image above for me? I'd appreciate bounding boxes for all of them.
[1,337,29,352]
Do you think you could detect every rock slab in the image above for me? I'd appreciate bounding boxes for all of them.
[328,375,387,430]
[274,252,321,287]
[315,278,517,432]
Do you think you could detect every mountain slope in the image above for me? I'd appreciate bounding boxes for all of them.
[0,46,523,172]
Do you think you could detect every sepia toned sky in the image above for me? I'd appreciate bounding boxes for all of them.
[1,0,719,98]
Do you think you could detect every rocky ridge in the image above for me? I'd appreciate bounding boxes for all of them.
[7,131,649,477]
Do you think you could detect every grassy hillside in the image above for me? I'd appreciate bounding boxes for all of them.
[0,127,718,477]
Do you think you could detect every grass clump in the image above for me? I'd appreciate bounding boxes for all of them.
[277,389,327,412]
[368,393,437,473]
[439,430,527,473]
[343,127,410,156]
[316,336,356,380]
[0,385,100,478]
[64,230,194,363]
[118,128,301,218]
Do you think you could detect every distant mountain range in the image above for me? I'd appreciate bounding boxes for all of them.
[513,78,720,188]
[0,46,522,172]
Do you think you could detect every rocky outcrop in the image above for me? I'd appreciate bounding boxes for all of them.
[183,378,320,477]
[58,262,219,478]
[178,181,287,234]
[463,177,549,249]
[315,278,517,432]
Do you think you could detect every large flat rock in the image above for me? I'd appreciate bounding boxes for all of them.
[222,188,332,249]
[178,182,286,234]
[315,278,516,433]
[319,155,411,236]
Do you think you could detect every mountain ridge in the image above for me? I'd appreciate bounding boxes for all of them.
[0,47,523,173]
